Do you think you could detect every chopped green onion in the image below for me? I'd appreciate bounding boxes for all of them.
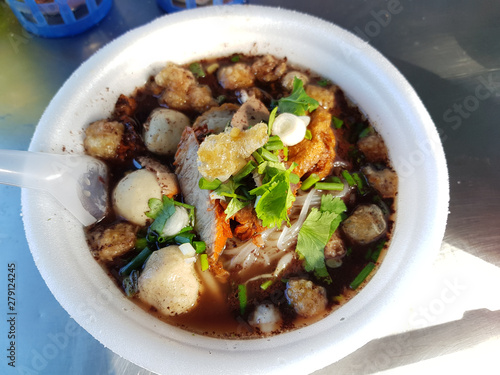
[135,237,148,250]
[193,241,206,254]
[252,150,265,164]
[304,129,312,140]
[199,177,222,190]
[264,135,284,151]
[120,247,153,277]
[370,240,385,263]
[216,95,226,104]
[315,181,344,191]
[233,160,257,182]
[289,172,300,184]
[260,147,279,162]
[231,55,241,62]
[206,62,219,74]
[238,284,247,315]
[300,173,320,190]
[358,126,373,138]
[329,176,343,184]
[350,262,376,290]
[260,280,273,290]
[123,270,139,297]
[332,116,344,129]
[174,232,196,244]
[200,253,209,271]
[317,78,330,87]
[342,170,356,186]
[352,172,366,194]
[282,146,289,161]
[268,106,278,135]
[189,62,205,78]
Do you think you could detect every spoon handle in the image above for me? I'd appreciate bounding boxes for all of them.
[0,150,63,190]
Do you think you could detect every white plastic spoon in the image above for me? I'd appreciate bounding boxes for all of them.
[0,150,108,226]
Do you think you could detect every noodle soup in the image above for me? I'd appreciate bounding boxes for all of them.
[85,54,397,338]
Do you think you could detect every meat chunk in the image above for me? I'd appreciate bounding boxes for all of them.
[88,222,138,262]
[113,94,137,122]
[362,165,398,198]
[287,108,335,179]
[230,97,269,130]
[217,63,255,90]
[187,84,218,113]
[324,231,346,259]
[251,54,287,82]
[305,84,336,111]
[357,132,389,163]
[174,127,232,269]
[155,62,217,112]
[286,279,327,318]
[137,156,180,198]
[342,204,387,244]
[192,103,240,135]
[138,246,201,316]
[143,108,191,156]
[84,120,124,160]
[281,71,309,91]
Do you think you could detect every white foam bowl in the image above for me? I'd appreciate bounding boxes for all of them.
[22,5,449,375]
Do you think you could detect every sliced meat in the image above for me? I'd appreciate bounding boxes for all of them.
[286,108,335,179]
[230,96,269,130]
[357,132,389,163]
[174,127,232,277]
[341,204,387,244]
[192,103,240,134]
[136,156,180,198]
[362,165,398,198]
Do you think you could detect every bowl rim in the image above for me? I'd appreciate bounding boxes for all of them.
[22,4,449,375]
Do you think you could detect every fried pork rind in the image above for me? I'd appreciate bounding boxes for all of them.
[287,107,336,179]
[84,120,124,160]
[217,62,255,90]
[155,62,217,112]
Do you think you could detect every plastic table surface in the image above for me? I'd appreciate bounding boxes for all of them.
[1,1,499,374]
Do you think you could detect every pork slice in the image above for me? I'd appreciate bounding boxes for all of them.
[174,127,231,261]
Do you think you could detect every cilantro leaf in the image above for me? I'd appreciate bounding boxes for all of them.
[278,77,319,116]
[250,162,297,228]
[296,194,347,281]
[224,197,250,220]
[297,209,336,279]
[147,196,176,234]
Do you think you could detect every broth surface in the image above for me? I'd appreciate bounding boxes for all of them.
[85,54,397,338]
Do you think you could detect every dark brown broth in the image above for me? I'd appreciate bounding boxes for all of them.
[89,54,396,338]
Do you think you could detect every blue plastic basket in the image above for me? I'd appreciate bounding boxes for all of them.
[6,0,113,38]
[157,0,246,14]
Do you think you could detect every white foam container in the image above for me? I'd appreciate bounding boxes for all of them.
[22,5,449,375]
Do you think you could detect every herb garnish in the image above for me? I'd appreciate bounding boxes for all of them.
[296,194,347,281]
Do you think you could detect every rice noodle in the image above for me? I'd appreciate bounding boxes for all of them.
[243,251,294,286]
[277,189,317,250]
[224,227,275,270]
